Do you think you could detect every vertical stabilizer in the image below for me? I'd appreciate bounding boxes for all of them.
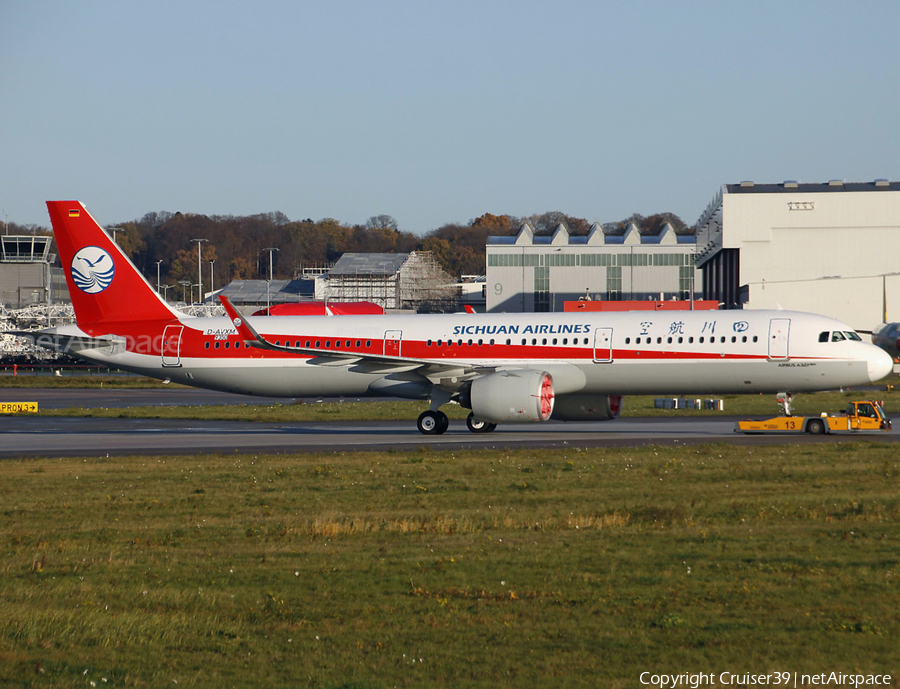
[46,201,178,326]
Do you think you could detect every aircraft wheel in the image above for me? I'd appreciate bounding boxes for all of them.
[466,412,497,434]
[806,419,825,435]
[418,410,449,435]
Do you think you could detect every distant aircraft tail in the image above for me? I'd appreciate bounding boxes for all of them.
[46,201,179,327]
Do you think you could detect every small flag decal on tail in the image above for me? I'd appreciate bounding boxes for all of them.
[69,209,80,217]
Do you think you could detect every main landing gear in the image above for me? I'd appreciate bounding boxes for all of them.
[415,410,497,435]
[465,412,497,434]
[416,410,450,435]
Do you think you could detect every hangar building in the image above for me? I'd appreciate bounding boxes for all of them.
[486,222,700,312]
[695,180,900,329]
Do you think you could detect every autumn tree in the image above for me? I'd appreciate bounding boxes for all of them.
[527,211,591,236]
[366,215,398,231]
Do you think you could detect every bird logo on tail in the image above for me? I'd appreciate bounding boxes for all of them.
[71,246,115,294]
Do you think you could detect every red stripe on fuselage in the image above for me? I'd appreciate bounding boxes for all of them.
[115,324,819,364]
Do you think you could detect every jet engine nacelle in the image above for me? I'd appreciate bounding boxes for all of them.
[551,394,623,421]
[465,369,555,424]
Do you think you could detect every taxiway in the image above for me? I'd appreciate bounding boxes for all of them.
[1,388,896,458]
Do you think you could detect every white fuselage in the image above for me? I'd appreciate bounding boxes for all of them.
[60,308,893,399]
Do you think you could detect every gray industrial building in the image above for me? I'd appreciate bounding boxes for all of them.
[216,251,456,312]
[322,251,455,311]
[486,222,699,312]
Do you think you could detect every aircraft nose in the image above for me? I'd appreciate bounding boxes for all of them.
[868,345,894,383]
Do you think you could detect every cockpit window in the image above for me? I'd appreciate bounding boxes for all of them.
[820,330,863,343]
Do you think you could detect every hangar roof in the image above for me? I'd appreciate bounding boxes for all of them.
[725,180,899,194]
[329,253,409,276]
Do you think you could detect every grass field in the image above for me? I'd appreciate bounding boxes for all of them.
[1,443,898,687]
[0,375,183,390]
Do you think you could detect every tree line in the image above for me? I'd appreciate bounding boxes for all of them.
[9,209,693,289]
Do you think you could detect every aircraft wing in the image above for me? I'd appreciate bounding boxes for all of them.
[218,296,481,380]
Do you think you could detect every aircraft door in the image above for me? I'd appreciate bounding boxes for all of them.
[593,327,613,363]
[767,318,790,360]
[162,325,184,367]
[384,330,402,357]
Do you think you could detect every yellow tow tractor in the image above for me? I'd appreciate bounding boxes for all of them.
[735,398,892,435]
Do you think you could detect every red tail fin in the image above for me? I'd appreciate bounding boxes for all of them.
[46,201,178,326]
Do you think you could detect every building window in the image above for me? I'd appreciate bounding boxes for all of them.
[534,265,550,312]
[679,266,694,300]
[606,266,622,301]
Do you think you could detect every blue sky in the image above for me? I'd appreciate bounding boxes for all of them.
[2,1,899,232]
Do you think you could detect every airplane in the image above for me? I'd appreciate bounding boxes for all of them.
[15,200,895,435]
[871,322,900,362]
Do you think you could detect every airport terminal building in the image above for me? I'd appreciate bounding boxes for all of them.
[695,180,900,329]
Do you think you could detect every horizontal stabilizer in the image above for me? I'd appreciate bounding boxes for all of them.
[7,329,126,354]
